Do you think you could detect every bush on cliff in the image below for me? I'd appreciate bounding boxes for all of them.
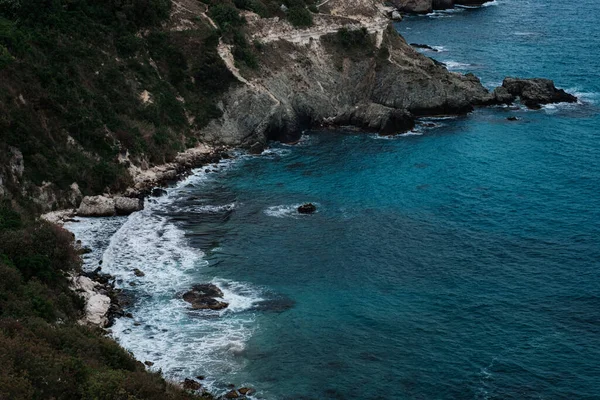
[0,0,233,206]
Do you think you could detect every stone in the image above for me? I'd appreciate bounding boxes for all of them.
[144,361,154,366]
[501,77,577,109]
[133,268,145,277]
[182,284,229,311]
[77,195,116,217]
[334,103,415,136]
[114,196,143,215]
[455,0,491,5]
[196,375,205,380]
[297,203,317,214]
[225,390,240,399]
[182,378,202,391]
[507,116,519,121]
[391,10,403,20]
[238,387,254,395]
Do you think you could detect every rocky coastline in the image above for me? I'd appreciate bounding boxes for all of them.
[29,1,579,398]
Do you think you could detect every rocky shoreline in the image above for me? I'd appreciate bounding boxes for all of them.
[42,1,580,398]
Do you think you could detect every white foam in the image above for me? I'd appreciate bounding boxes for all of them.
[444,60,474,70]
[68,162,264,393]
[432,45,448,52]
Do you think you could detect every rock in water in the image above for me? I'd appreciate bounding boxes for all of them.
[182,378,202,391]
[455,0,492,5]
[182,284,229,311]
[150,188,168,197]
[500,77,577,109]
[507,116,519,121]
[114,196,143,215]
[298,203,317,214]
[77,195,116,217]
[225,390,240,399]
[391,10,403,20]
[238,387,255,395]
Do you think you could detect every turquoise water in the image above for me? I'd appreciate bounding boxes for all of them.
[71,1,600,398]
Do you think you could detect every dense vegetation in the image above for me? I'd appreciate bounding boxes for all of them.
[0,0,237,206]
[0,203,212,399]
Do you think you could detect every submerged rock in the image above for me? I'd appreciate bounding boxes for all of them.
[297,203,317,214]
[150,187,168,197]
[133,268,145,277]
[500,77,577,109]
[182,284,229,311]
[507,116,519,121]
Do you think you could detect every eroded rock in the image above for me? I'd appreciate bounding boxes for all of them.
[298,203,317,214]
[501,77,577,109]
[114,196,143,215]
[77,195,116,217]
[182,284,229,311]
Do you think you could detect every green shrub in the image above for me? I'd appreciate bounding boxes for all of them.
[287,6,313,27]
[209,4,244,30]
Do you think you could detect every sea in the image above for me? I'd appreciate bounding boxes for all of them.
[68,0,600,398]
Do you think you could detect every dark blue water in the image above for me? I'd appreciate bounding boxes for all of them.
[78,1,600,398]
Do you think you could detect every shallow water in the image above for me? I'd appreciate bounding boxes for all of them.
[71,0,600,398]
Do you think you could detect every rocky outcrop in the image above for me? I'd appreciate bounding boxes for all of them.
[114,197,143,215]
[70,275,111,327]
[390,0,432,14]
[298,203,317,214]
[334,103,415,135]
[77,195,143,217]
[182,284,229,311]
[77,195,116,217]
[500,77,577,109]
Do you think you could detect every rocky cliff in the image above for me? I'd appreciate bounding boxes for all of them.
[0,0,574,213]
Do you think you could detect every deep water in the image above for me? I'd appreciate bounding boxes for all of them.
[70,0,600,398]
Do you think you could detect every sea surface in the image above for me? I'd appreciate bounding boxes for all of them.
[69,0,600,398]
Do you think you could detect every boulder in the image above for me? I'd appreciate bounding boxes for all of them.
[182,284,229,311]
[507,116,519,121]
[182,378,202,391]
[390,0,432,14]
[334,103,415,135]
[224,390,240,399]
[77,195,116,217]
[133,268,145,277]
[500,77,577,109]
[114,196,143,215]
[297,203,317,214]
[391,10,403,20]
[238,387,254,395]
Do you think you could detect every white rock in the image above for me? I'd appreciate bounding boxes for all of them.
[77,195,116,217]
[114,196,143,215]
[70,275,110,327]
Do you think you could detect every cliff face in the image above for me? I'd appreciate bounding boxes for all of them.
[197,1,495,147]
[0,0,498,210]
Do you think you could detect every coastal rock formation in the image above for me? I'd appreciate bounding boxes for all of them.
[334,103,415,135]
[77,195,116,217]
[298,203,317,214]
[114,196,143,215]
[77,195,143,217]
[455,0,492,6]
[390,0,432,14]
[70,275,111,327]
[183,284,229,311]
[501,77,578,109]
